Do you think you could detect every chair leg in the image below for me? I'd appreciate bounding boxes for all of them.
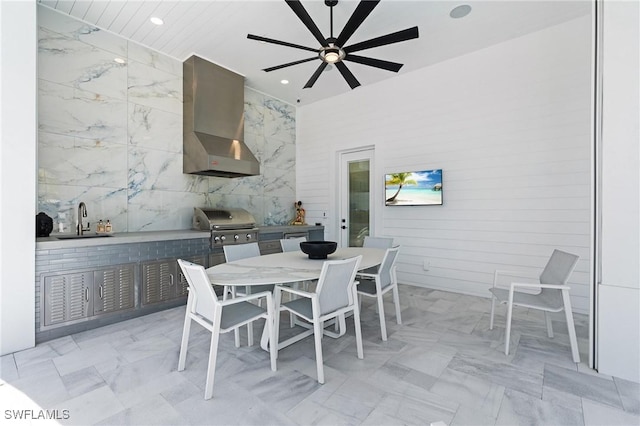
[392,285,402,324]
[352,304,364,360]
[204,328,220,400]
[377,293,388,341]
[562,290,581,363]
[505,291,515,355]
[178,314,192,371]
[274,288,282,358]
[290,283,298,328]
[264,304,277,372]
[489,295,496,330]
[313,320,325,384]
[544,311,554,338]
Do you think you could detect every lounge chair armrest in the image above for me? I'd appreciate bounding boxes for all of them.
[356,272,377,279]
[218,290,272,307]
[509,282,570,291]
[274,285,314,299]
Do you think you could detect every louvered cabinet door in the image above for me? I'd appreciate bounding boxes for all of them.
[43,271,93,326]
[141,260,175,305]
[176,255,207,298]
[94,264,135,314]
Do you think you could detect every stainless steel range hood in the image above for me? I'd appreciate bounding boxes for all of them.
[183,55,260,178]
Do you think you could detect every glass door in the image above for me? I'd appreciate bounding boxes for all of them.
[339,149,374,247]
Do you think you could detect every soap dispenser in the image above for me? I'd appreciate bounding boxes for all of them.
[105,220,112,233]
[97,219,105,233]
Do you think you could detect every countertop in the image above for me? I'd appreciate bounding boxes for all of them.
[36,230,211,250]
[36,225,325,250]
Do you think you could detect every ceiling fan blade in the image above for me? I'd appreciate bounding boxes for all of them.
[344,26,419,53]
[286,0,328,47]
[335,62,360,89]
[304,62,328,88]
[343,54,403,72]
[335,0,380,47]
[247,34,319,53]
[263,57,318,72]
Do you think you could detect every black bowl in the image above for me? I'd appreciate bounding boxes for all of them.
[300,241,337,259]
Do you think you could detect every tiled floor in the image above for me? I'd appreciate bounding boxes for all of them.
[1,285,639,425]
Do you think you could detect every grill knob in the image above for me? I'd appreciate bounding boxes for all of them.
[234,234,239,241]
[220,235,226,241]
[246,234,252,240]
[214,236,220,242]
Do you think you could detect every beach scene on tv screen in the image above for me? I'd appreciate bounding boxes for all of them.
[385,169,443,206]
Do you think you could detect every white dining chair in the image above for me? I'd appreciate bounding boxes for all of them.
[177,259,276,400]
[359,236,394,275]
[274,255,364,384]
[280,236,307,252]
[357,246,401,341]
[223,242,274,346]
[489,249,581,362]
[280,236,309,327]
[363,236,394,249]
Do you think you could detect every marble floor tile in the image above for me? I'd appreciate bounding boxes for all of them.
[496,388,584,426]
[448,354,543,398]
[60,365,106,397]
[582,397,640,426]
[364,391,458,425]
[0,354,18,382]
[613,376,640,415]
[57,385,124,425]
[96,394,184,425]
[113,334,176,364]
[543,363,624,409]
[392,345,454,378]
[430,368,505,418]
[53,342,121,376]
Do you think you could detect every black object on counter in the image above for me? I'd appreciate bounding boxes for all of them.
[36,212,54,237]
[300,241,337,259]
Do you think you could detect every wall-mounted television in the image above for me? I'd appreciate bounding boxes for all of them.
[385,169,443,206]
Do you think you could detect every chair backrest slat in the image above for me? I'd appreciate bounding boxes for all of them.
[178,259,219,321]
[363,236,394,249]
[315,256,362,316]
[539,249,580,285]
[223,242,261,262]
[378,246,400,289]
[280,237,307,252]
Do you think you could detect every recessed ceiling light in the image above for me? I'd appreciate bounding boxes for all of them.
[280,79,289,85]
[150,16,164,25]
[450,4,472,19]
[114,58,125,64]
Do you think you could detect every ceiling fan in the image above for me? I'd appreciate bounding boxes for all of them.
[247,0,419,90]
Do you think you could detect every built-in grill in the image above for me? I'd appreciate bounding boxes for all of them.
[193,207,258,248]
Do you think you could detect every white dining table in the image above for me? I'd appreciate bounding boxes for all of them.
[205,247,385,351]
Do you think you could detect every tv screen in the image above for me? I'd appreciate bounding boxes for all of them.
[385,169,443,206]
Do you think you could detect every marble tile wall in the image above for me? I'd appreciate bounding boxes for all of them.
[36,6,296,233]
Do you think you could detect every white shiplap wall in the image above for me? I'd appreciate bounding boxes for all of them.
[296,16,592,313]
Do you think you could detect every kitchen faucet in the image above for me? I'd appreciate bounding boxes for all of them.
[77,202,90,235]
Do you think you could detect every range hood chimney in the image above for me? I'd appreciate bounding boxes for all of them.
[183,55,260,177]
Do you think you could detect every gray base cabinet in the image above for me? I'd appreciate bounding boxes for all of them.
[94,265,135,315]
[142,255,206,305]
[43,271,93,327]
[42,264,136,327]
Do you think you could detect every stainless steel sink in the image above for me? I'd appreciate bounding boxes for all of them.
[55,233,113,240]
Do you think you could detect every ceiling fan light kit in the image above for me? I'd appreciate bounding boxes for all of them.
[247,0,419,90]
